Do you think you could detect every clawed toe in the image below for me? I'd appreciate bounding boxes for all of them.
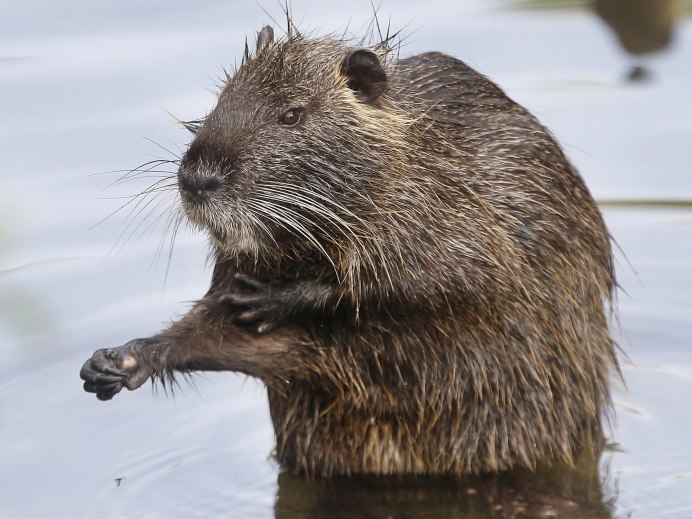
[233,272,271,292]
[80,355,127,398]
[219,292,262,306]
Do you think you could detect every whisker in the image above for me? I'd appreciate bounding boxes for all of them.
[143,137,183,161]
[89,158,177,178]
[107,191,176,259]
[94,182,178,202]
[251,180,393,290]
[93,177,178,229]
[152,203,181,270]
[155,206,185,283]
[100,159,179,190]
[248,199,339,275]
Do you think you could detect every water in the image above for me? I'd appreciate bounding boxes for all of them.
[1,1,691,517]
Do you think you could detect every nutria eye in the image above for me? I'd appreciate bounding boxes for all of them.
[279,108,304,127]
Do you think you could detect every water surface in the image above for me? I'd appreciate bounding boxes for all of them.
[1,1,691,517]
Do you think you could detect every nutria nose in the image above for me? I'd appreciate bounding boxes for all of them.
[178,173,221,202]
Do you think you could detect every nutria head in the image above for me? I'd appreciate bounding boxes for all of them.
[177,27,399,267]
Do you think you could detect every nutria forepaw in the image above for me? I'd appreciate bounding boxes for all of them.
[81,341,154,399]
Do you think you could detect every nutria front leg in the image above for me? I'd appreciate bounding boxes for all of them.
[80,296,308,400]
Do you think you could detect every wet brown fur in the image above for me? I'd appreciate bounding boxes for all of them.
[82,23,618,477]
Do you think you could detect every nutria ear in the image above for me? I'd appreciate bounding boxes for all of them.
[256,25,274,54]
[341,49,387,103]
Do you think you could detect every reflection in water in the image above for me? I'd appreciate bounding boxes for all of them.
[275,451,616,518]
[594,0,684,80]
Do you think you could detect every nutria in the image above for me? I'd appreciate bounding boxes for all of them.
[80,24,618,476]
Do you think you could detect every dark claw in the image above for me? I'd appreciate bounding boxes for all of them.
[219,292,264,307]
[233,272,270,292]
[91,372,125,384]
[256,321,278,334]
[235,308,265,324]
[97,385,122,401]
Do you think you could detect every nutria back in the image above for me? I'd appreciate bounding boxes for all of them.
[82,25,618,476]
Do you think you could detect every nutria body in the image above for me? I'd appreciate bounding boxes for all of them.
[81,25,618,476]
